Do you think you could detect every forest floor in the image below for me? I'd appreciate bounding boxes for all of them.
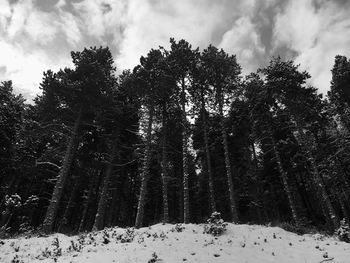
[0,223,350,263]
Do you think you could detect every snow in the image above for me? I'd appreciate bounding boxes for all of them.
[1,223,350,262]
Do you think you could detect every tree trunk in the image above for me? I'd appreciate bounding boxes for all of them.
[57,173,83,232]
[110,170,128,226]
[201,100,216,213]
[251,142,268,222]
[336,157,350,201]
[309,156,340,228]
[42,106,83,233]
[78,169,99,232]
[161,105,169,223]
[295,126,340,229]
[106,187,119,227]
[219,101,238,222]
[92,145,116,231]
[337,191,350,223]
[181,80,190,224]
[135,105,154,228]
[270,135,302,225]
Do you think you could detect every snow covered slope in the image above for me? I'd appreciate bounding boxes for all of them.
[1,223,350,263]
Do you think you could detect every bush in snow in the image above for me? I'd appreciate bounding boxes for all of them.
[1,194,22,236]
[335,219,350,243]
[11,254,23,263]
[115,227,135,243]
[148,252,159,263]
[67,240,82,252]
[1,194,39,235]
[52,237,62,257]
[170,223,185,233]
[102,230,110,244]
[203,212,227,236]
[18,219,34,234]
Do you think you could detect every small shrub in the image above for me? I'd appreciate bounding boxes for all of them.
[335,219,350,243]
[11,254,23,263]
[40,247,52,259]
[116,227,135,243]
[18,220,34,234]
[203,212,227,236]
[102,230,110,244]
[159,231,167,239]
[68,240,82,252]
[172,223,185,233]
[148,252,159,263]
[52,237,62,257]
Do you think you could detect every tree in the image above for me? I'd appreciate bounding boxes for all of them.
[244,73,306,225]
[42,47,116,233]
[134,49,164,228]
[191,59,216,213]
[201,45,241,222]
[0,81,24,215]
[260,57,340,228]
[165,39,199,223]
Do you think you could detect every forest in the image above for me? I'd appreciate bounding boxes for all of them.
[1,38,350,235]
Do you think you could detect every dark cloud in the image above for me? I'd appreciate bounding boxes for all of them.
[34,0,60,12]
[251,1,287,55]
[8,0,20,5]
[101,3,112,14]
[0,66,7,76]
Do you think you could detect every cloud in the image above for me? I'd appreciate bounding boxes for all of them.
[57,10,82,46]
[0,1,11,32]
[0,0,81,100]
[70,0,126,41]
[273,0,350,93]
[0,0,350,101]
[0,40,70,99]
[116,0,258,69]
[219,16,266,74]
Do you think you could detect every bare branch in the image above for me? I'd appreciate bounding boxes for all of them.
[35,161,61,170]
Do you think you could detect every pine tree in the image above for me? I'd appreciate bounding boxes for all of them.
[201,45,241,222]
[191,61,216,213]
[165,39,199,223]
[134,49,164,228]
[42,47,116,233]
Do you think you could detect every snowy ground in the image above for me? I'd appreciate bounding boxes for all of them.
[1,223,350,263]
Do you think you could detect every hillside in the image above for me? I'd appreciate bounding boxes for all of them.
[1,223,349,263]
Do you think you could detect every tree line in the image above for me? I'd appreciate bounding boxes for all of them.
[1,39,350,234]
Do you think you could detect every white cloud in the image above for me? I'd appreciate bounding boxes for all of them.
[273,0,350,93]
[6,0,33,38]
[58,11,82,46]
[0,0,81,100]
[0,1,11,31]
[25,10,59,44]
[0,40,70,99]
[70,0,127,42]
[116,0,256,69]
[1,0,349,100]
[219,16,266,74]
[273,0,320,51]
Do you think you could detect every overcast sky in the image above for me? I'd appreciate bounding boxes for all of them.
[1,0,350,101]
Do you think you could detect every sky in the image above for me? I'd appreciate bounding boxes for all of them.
[0,0,350,101]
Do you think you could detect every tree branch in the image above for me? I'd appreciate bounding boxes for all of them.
[35,161,61,170]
